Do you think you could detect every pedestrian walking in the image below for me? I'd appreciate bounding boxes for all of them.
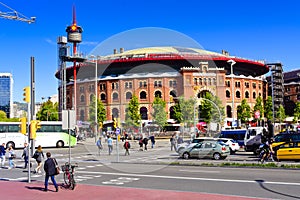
[7,146,16,169]
[143,137,149,151]
[149,134,155,148]
[170,135,177,151]
[96,137,103,155]
[0,143,6,168]
[107,135,113,155]
[123,139,131,156]
[33,145,44,173]
[138,137,144,151]
[21,142,29,169]
[44,152,59,192]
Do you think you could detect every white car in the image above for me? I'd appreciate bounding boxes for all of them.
[217,138,240,154]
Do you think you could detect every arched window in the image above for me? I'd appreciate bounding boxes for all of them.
[112,108,119,118]
[199,78,202,85]
[90,94,94,103]
[170,90,177,97]
[236,91,241,98]
[101,93,106,101]
[226,90,230,98]
[80,110,85,121]
[154,90,162,98]
[245,91,249,98]
[140,107,148,120]
[112,92,119,101]
[227,105,232,118]
[126,92,132,100]
[208,78,211,85]
[140,91,147,99]
[80,95,85,102]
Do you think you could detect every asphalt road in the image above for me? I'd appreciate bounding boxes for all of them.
[1,138,300,199]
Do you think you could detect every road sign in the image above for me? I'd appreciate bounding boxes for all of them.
[116,128,120,135]
[254,111,260,119]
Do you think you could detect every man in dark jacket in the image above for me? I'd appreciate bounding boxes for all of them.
[44,152,59,192]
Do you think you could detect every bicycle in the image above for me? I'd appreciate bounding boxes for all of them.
[61,162,78,190]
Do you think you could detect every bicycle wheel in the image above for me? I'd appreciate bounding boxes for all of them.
[69,174,76,190]
[64,172,71,187]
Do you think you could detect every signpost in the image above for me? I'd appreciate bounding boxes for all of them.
[62,110,76,164]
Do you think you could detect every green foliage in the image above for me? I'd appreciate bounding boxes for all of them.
[174,96,195,127]
[253,96,264,120]
[276,104,286,123]
[293,102,300,123]
[237,99,251,123]
[152,96,168,130]
[36,100,58,121]
[264,96,273,121]
[125,95,141,127]
[199,93,213,123]
[0,110,7,120]
[89,95,106,125]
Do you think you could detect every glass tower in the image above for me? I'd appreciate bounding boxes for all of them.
[0,73,13,118]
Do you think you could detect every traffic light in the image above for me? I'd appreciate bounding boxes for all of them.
[30,120,37,139]
[30,120,41,140]
[23,86,30,103]
[113,118,117,129]
[99,122,103,129]
[19,117,27,135]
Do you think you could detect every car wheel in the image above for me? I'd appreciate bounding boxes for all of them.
[183,152,190,159]
[213,153,221,160]
[230,148,235,154]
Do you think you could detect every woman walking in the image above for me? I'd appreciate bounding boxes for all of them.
[33,145,44,173]
[7,146,16,169]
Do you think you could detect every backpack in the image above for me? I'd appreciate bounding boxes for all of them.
[124,141,130,149]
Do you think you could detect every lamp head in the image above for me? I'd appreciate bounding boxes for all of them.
[227,59,236,65]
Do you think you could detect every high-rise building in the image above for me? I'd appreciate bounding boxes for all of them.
[0,73,13,118]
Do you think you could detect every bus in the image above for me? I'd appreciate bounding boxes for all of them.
[0,121,77,149]
[218,129,247,146]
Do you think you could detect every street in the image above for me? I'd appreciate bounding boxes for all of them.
[1,138,300,199]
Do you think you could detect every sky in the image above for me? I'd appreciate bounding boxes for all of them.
[0,0,300,102]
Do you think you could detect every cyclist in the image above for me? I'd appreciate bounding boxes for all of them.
[260,138,274,163]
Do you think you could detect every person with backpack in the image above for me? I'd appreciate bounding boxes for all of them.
[123,139,131,156]
[33,145,44,173]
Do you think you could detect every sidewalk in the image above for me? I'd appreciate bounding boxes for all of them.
[0,180,266,200]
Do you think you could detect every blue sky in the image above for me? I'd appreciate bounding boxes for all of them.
[0,0,300,102]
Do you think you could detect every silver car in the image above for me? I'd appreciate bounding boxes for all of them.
[179,141,230,160]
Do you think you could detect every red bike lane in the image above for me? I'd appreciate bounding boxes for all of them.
[0,180,266,200]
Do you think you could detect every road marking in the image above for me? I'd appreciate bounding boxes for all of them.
[77,170,300,186]
[179,169,220,173]
[102,177,140,185]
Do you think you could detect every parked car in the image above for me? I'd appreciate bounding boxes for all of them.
[178,141,230,160]
[217,138,240,154]
[176,137,215,153]
[274,141,300,161]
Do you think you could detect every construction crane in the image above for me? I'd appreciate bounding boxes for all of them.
[0,2,35,23]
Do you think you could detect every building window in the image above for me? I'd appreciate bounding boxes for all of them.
[208,78,212,85]
[204,78,207,85]
[225,80,230,87]
[245,91,249,98]
[213,78,216,85]
[226,90,230,98]
[80,95,85,102]
[112,82,119,90]
[297,94,300,100]
[258,84,261,89]
[169,80,177,87]
[286,87,290,92]
[125,81,133,89]
[253,92,256,99]
[154,80,162,88]
[154,90,162,98]
[125,92,132,100]
[89,84,95,92]
[235,81,240,88]
[194,78,198,85]
[252,83,256,89]
[236,91,241,98]
[139,81,147,88]
[100,83,106,91]
[89,94,94,103]
[245,82,249,88]
[140,91,147,99]
[79,86,84,92]
[112,92,119,101]
[101,93,106,101]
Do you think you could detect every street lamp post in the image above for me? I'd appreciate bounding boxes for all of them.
[90,55,99,142]
[227,59,236,128]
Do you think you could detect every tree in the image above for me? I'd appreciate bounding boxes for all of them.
[125,95,141,128]
[174,96,195,127]
[152,96,168,131]
[89,95,106,125]
[293,102,300,123]
[253,96,264,121]
[36,100,58,121]
[0,110,7,121]
[276,104,286,129]
[264,96,273,121]
[207,94,225,124]
[237,99,251,124]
